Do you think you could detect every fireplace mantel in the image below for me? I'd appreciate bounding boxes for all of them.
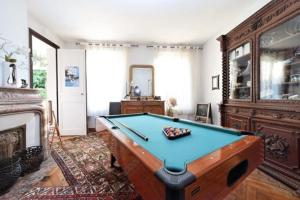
[0,87,47,158]
[0,87,43,105]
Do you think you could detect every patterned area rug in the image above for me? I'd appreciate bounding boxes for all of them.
[21,132,139,199]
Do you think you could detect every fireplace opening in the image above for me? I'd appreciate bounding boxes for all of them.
[0,125,26,160]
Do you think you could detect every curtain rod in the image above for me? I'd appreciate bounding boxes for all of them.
[75,41,203,50]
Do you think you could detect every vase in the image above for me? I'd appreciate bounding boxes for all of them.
[6,63,17,87]
[167,107,174,117]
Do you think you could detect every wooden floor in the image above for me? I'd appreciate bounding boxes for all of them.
[38,166,69,187]
[41,136,300,200]
[225,170,299,200]
[38,136,72,187]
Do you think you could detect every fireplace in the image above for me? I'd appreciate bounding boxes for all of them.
[0,87,46,158]
[0,125,26,160]
[0,87,46,194]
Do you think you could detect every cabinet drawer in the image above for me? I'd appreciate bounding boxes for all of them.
[143,101,164,106]
[122,106,143,114]
[123,101,143,106]
[144,106,164,115]
[225,114,250,131]
[252,119,300,174]
[121,101,165,115]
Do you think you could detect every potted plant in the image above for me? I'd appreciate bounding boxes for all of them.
[0,36,29,87]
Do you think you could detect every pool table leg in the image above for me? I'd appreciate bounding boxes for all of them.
[110,154,116,167]
[110,154,122,169]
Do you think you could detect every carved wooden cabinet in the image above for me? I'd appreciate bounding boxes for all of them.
[218,0,300,194]
[121,100,165,115]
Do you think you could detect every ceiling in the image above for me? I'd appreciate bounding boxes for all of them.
[27,0,266,45]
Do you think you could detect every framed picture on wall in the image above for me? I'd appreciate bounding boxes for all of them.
[65,66,80,87]
[212,75,219,90]
[195,103,212,124]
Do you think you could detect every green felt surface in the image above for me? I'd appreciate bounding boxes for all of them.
[108,114,244,172]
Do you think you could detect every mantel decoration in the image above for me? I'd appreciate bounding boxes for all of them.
[0,36,30,88]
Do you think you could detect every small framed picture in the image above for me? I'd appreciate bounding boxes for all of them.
[195,103,212,124]
[212,75,220,90]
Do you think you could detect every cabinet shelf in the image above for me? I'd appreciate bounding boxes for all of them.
[229,43,251,100]
[235,86,251,89]
[289,61,300,66]
[272,81,300,85]
[231,53,250,63]
[237,74,250,78]
[261,31,300,49]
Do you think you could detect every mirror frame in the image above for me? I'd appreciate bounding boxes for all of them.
[129,65,154,98]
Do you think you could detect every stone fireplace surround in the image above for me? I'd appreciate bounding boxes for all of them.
[0,87,47,159]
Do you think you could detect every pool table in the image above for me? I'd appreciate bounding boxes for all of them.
[98,113,263,200]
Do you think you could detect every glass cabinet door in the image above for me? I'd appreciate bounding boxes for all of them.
[229,42,251,100]
[259,15,300,101]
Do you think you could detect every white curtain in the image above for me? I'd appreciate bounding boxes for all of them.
[154,49,200,114]
[86,47,127,116]
[86,46,201,120]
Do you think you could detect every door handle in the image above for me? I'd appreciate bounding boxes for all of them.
[81,93,84,95]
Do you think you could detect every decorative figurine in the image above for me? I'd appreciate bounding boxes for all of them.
[20,79,28,88]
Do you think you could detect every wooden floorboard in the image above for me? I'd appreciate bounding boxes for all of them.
[41,165,299,199]
[38,166,69,187]
[225,169,300,200]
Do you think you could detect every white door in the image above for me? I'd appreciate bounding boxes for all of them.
[58,49,87,136]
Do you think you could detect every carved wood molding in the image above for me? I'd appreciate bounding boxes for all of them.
[255,110,300,121]
[259,165,300,194]
[265,134,290,159]
[222,105,300,122]
[226,0,300,47]
[255,121,300,171]
[262,160,300,179]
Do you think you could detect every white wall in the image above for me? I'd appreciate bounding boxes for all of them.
[27,13,65,120]
[199,0,272,125]
[0,0,28,86]
[28,14,65,47]
[0,1,64,87]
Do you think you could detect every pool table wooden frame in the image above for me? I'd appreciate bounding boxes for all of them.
[99,113,263,200]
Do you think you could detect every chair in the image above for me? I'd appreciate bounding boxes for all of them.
[109,102,121,115]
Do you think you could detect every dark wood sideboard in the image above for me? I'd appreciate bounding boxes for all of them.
[121,100,165,115]
[218,0,300,194]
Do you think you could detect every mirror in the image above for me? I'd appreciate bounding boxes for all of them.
[129,65,154,97]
